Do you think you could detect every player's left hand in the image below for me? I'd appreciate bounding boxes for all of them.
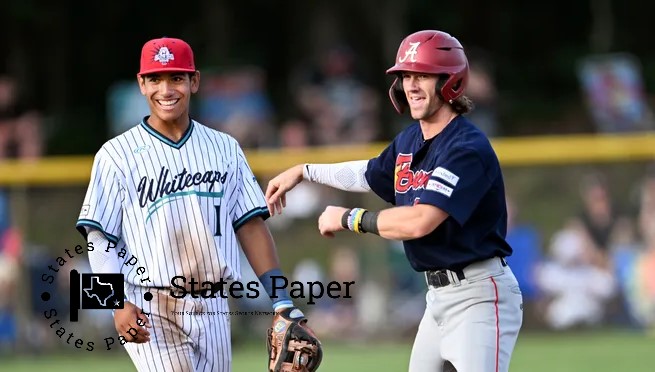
[114,301,152,343]
[267,307,322,372]
[318,206,349,238]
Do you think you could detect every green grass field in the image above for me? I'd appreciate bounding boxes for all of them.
[2,330,653,371]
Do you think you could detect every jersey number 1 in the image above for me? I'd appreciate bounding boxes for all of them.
[214,205,222,236]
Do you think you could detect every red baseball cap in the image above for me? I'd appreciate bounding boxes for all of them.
[138,37,196,76]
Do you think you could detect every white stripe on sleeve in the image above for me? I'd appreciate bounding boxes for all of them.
[230,144,268,230]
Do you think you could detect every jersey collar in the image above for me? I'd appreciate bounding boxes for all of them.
[140,116,194,149]
[418,115,461,143]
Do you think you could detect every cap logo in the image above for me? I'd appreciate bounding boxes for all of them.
[399,42,420,63]
[154,47,175,65]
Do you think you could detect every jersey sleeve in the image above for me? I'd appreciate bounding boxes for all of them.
[417,147,491,226]
[365,140,397,204]
[229,144,270,231]
[76,148,123,244]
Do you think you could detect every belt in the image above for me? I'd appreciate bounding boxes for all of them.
[425,268,465,288]
[425,257,507,288]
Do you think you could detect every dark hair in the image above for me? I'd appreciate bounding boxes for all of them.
[450,95,474,114]
[140,72,196,81]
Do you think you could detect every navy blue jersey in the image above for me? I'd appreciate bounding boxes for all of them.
[365,116,512,272]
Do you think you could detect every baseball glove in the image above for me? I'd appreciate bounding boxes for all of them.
[266,307,323,372]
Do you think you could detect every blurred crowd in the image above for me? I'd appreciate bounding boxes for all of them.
[107,44,386,148]
[508,170,655,331]
[0,72,44,352]
[239,167,655,341]
[2,43,655,355]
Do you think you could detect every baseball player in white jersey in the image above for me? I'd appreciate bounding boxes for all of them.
[76,37,312,372]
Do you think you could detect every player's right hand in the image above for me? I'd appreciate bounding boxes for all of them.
[114,301,152,343]
[265,164,305,216]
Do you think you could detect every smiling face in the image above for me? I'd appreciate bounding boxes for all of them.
[138,71,200,126]
[401,72,443,122]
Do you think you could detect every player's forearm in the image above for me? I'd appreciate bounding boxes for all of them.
[376,206,441,240]
[87,229,122,274]
[237,217,296,310]
[303,160,371,192]
[236,217,281,276]
[344,205,448,240]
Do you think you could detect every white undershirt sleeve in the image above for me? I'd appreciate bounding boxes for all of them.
[302,160,371,192]
[87,228,122,274]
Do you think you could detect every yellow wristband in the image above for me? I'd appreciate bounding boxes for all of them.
[353,208,366,233]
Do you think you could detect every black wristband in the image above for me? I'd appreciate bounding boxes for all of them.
[360,211,380,235]
[341,209,352,229]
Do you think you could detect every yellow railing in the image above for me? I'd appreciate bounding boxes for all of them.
[1,132,655,186]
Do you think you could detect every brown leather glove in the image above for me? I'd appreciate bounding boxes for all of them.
[266,307,323,372]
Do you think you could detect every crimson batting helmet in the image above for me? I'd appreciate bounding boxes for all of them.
[386,30,469,114]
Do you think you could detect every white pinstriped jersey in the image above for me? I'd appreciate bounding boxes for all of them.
[76,117,269,288]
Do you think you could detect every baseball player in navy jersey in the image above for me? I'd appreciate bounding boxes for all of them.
[76,37,312,372]
[266,30,523,372]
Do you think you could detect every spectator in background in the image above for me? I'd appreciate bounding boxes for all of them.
[464,52,499,137]
[265,119,329,231]
[278,119,313,149]
[609,216,644,327]
[291,44,380,145]
[574,172,619,269]
[535,218,617,330]
[18,247,58,353]
[0,74,43,160]
[0,175,21,353]
[197,66,276,149]
[303,246,360,340]
[504,195,543,326]
[0,73,44,353]
[624,166,655,329]
[106,81,150,136]
[0,253,18,352]
[637,166,655,248]
[387,240,428,336]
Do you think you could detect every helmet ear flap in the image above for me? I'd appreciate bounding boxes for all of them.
[440,65,469,103]
[388,77,407,114]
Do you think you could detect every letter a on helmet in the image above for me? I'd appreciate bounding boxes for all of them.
[386,30,469,114]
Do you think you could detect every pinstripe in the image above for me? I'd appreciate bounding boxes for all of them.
[198,129,217,274]
[206,297,218,372]
[223,137,237,273]
[158,287,177,371]
[159,140,194,280]
[197,127,224,282]
[172,295,183,371]
[206,129,233,280]
[104,141,128,179]
[183,134,215,293]
[178,297,187,372]
[135,126,175,287]
[118,133,141,281]
[155,137,190,280]
[196,301,209,371]
[219,299,231,371]
[95,158,113,222]
[79,120,267,371]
